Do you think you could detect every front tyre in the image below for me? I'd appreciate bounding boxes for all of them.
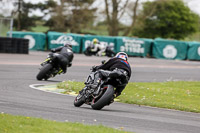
[36,64,53,80]
[74,93,85,107]
[84,49,92,56]
[91,85,115,110]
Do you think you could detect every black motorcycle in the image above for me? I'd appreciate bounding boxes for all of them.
[105,45,115,57]
[74,65,126,110]
[36,53,65,80]
[84,45,115,57]
[83,45,99,56]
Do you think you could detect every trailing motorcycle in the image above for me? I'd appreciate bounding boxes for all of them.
[36,53,65,80]
[74,66,126,110]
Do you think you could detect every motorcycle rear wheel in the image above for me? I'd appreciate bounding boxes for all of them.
[36,64,53,80]
[91,85,115,110]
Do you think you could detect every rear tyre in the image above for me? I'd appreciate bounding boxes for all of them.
[74,93,85,107]
[36,64,53,80]
[91,85,115,110]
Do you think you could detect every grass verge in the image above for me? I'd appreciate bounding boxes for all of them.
[0,113,130,133]
[31,25,49,33]
[57,81,200,113]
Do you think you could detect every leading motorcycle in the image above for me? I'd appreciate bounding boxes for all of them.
[84,45,115,57]
[36,53,67,80]
[74,65,126,110]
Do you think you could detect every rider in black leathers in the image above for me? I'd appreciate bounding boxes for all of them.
[51,43,74,73]
[92,52,131,97]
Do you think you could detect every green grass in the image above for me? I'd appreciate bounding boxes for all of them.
[120,82,200,113]
[57,81,200,113]
[31,25,49,33]
[57,80,84,93]
[184,31,200,42]
[0,113,130,133]
[0,24,10,37]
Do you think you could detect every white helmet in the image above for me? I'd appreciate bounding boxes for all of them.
[115,52,128,61]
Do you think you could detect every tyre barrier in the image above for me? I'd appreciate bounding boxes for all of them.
[0,37,29,54]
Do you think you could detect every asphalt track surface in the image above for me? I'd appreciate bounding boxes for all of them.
[0,51,200,133]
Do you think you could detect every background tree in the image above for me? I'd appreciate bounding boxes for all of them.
[133,0,199,39]
[123,0,139,36]
[67,0,96,33]
[45,0,67,32]
[104,0,129,36]
[13,0,56,31]
[46,0,96,33]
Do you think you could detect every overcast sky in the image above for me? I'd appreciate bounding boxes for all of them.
[25,0,200,16]
[183,0,200,15]
[1,0,200,18]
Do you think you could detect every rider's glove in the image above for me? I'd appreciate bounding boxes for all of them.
[91,66,98,72]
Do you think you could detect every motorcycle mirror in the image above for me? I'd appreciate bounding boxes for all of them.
[101,60,106,64]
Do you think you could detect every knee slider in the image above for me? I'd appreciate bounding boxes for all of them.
[109,70,123,78]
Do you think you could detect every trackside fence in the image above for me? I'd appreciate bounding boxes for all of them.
[3,31,200,60]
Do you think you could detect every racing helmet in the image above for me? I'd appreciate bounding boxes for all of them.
[115,52,128,61]
[92,38,99,45]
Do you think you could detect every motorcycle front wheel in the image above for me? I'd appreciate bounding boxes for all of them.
[36,64,53,80]
[74,92,85,107]
[84,50,92,56]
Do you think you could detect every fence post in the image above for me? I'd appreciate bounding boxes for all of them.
[9,18,13,37]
